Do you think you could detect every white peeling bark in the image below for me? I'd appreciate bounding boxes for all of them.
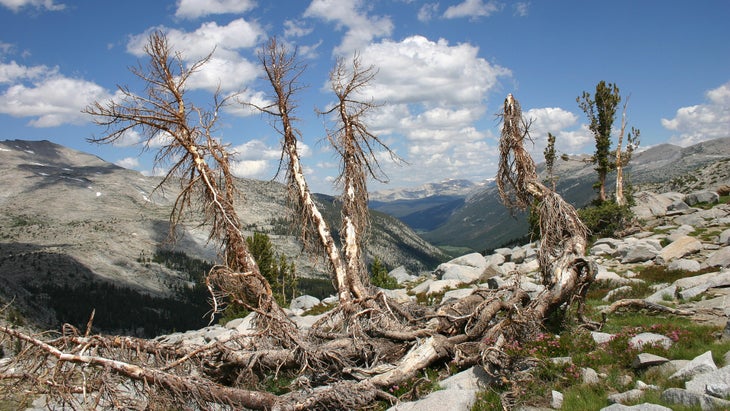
[285,141,353,306]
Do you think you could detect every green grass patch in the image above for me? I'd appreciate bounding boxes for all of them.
[633,265,717,285]
[561,384,609,411]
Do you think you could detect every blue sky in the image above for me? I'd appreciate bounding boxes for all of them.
[1,0,729,195]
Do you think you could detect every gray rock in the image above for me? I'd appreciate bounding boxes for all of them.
[595,237,624,249]
[322,295,339,305]
[441,287,475,304]
[686,365,730,395]
[440,366,493,390]
[632,191,674,218]
[706,383,730,399]
[630,333,673,350]
[656,235,702,265]
[511,247,526,264]
[225,312,257,334]
[600,404,671,411]
[480,264,506,282]
[621,243,660,264]
[290,312,326,330]
[668,199,690,212]
[678,282,712,300]
[517,259,540,275]
[668,258,702,272]
[657,360,691,377]
[591,243,616,256]
[720,229,730,246]
[501,262,517,274]
[661,387,730,410]
[493,248,513,258]
[520,281,545,298]
[645,285,677,303]
[438,262,482,283]
[703,246,730,268]
[410,279,434,295]
[551,390,563,409]
[484,253,506,267]
[636,381,660,391]
[633,353,669,369]
[596,267,632,285]
[591,331,615,344]
[673,212,708,228]
[389,266,417,285]
[608,389,644,404]
[450,252,488,268]
[581,367,601,385]
[423,279,463,296]
[380,288,413,304]
[387,388,477,411]
[203,325,234,342]
[685,190,720,206]
[675,269,730,289]
[604,285,633,302]
[290,295,321,311]
[668,224,695,241]
[524,245,538,261]
[670,351,717,380]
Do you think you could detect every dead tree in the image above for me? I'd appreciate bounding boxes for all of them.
[497,94,594,299]
[319,54,402,291]
[614,95,640,207]
[82,31,288,327]
[249,38,364,309]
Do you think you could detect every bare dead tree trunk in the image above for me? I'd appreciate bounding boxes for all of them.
[615,96,629,206]
[496,93,595,317]
[321,54,401,295]
[251,38,360,308]
[83,31,283,321]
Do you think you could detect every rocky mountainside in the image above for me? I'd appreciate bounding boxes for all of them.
[411,137,730,254]
[0,139,446,335]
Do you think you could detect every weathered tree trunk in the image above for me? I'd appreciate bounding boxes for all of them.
[615,99,627,206]
[497,93,594,317]
[256,38,359,309]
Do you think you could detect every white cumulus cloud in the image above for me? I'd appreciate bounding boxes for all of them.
[417,3,439,22]
[126,19,264,93]
[347,35,512,186]
[304,0,393,55]
[0,62,117,127]
[359,36,510,106]
[662,81,730,146]
[229,138,313,179]
[0,0,64,12]
[443,0,501,19]
[174,0,256,19]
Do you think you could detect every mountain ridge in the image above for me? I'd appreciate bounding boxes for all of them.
[371,137,730,254]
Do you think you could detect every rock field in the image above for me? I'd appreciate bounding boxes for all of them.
[142,189,730,410]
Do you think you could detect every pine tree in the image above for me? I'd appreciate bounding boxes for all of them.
[544,132,557,190]
[577,81,620,202]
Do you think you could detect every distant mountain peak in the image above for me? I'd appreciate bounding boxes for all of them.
[370,178,477,201]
